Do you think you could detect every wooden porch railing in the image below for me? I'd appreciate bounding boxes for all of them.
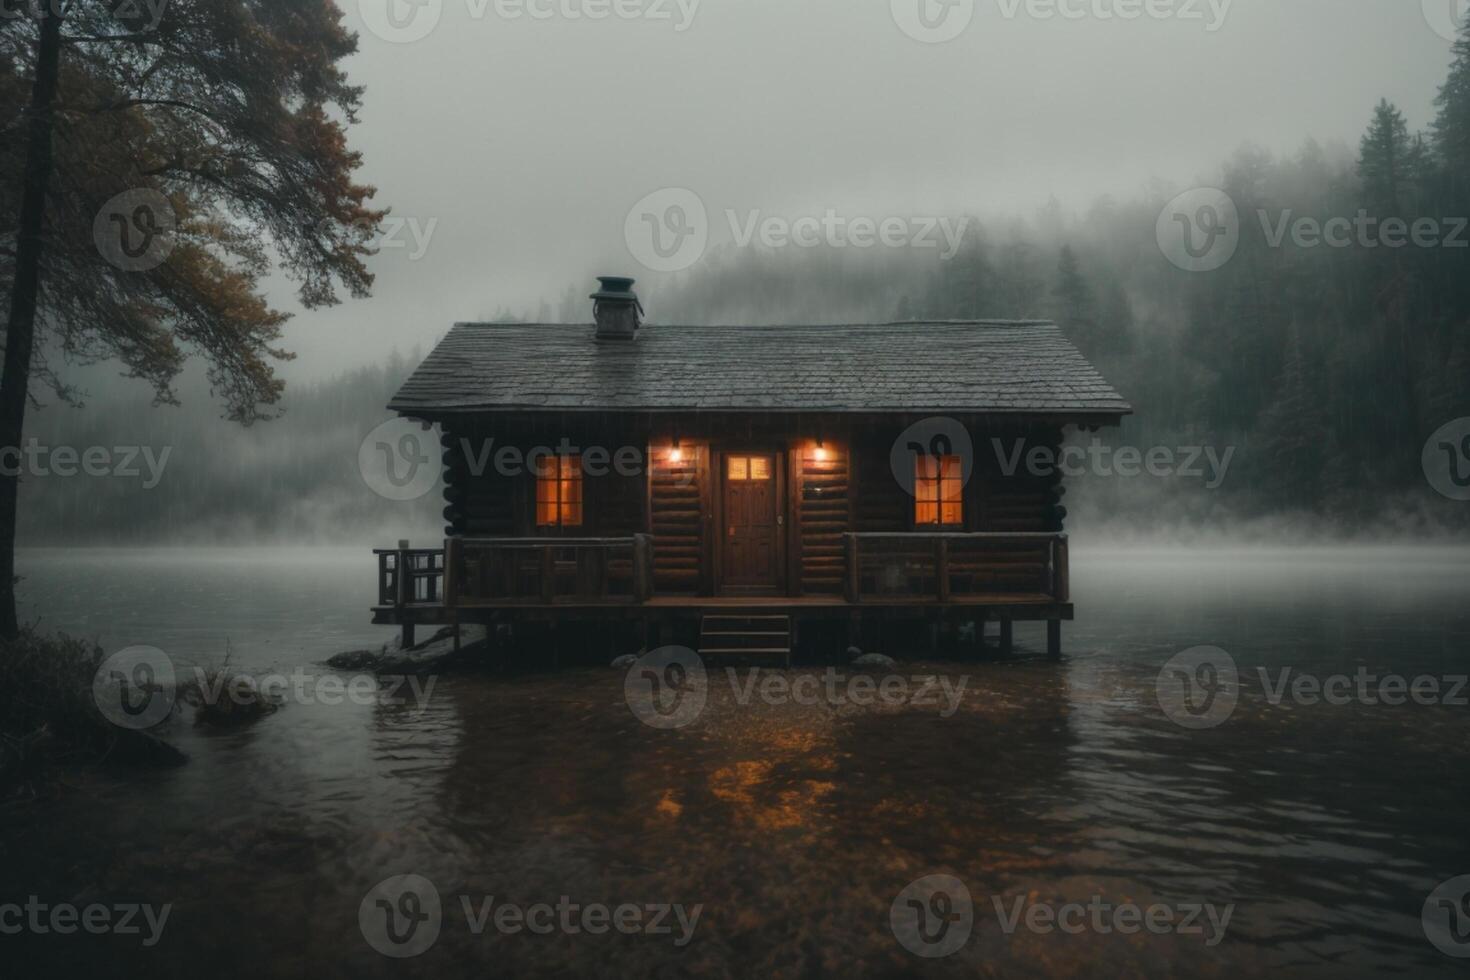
[377,536,655,609]
[374,544,447,607]
[378,532,1067,611]
[843,532,1069,604]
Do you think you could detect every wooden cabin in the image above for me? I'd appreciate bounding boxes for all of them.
[372,277,1130,660]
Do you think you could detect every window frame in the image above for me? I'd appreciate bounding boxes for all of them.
[913,453,964,529]
[534,453,584,529]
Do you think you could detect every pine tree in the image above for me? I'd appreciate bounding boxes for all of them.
[0,2,380,637]
[1434,15,1470,177]
[1256,328,1332,507]
[1052,245,1098,349]
[1358,99,1412,212]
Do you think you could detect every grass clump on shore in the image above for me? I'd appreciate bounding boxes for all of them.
[0,629,184,799]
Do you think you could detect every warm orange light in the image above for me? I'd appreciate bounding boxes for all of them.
[813,445,828,462]
[669,446,683,463]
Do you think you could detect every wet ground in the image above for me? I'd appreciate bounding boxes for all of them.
[4,545,1469,977]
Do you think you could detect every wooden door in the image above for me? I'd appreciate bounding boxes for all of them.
[722,453,780,591]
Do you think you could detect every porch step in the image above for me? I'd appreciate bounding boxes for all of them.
[698,614,792,667]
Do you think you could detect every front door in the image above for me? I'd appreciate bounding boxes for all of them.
[722,453,780,592]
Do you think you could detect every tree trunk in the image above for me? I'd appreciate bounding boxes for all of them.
[0,9,64,640]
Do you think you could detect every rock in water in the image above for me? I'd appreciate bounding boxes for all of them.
[328,625,489,675]
[610,654,638,669]
[852,652,897,668]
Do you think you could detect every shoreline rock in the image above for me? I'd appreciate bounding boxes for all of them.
[326,625,489,675]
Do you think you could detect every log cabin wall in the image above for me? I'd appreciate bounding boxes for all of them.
[439,419,648,539]
[437,414,1065,597]
[971,424,1067,533]
[647,443,708,595]
[847,421,1065,535]
[793,440,851,595]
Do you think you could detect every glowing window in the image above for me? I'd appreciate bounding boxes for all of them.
[915,455,963,527]
[726,456,771,481]
[536,454,583,527]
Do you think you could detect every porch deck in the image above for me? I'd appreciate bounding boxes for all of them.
[370,531,1073,654]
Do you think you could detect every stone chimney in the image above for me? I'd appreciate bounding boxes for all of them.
[590,276,643,340]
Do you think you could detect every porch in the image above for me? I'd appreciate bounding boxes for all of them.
[371,531,1071,657]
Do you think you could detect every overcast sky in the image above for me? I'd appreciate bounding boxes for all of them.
[261,0,1461,379]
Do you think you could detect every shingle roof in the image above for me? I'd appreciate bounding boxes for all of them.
[388,321,1132,418]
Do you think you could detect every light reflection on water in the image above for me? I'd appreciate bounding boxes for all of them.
[5,545,1469,978]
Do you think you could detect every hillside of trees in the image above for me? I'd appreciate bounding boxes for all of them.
[18,23,1470,545]
[20,351,442,546]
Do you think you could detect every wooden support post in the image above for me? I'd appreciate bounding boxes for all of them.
[1000,618,1013,656]
[402,619,416,650]
[1047,620,1061,659]
[633,533,652,602]
[541,545,555,603]
[1054,535,1070,602]
[936,537,950,603]
[443,537,459,607]
[395,539,412,607]
[845,533,861,604]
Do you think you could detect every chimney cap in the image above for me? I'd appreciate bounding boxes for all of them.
[589,275,639,303]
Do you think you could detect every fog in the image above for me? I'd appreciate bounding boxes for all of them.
[255,0,1456,378]
[20,0,1470,545]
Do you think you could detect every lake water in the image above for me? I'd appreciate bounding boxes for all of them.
[5,545,1470,978]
